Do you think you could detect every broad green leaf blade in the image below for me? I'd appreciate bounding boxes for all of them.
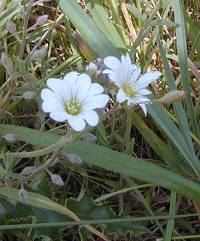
[1,124,200,204]
[57,0,119,58]
[172,0,200,137]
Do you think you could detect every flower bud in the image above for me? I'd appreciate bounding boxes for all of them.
[0,205,6,215]
[23,91,35,100]
[81,133,96,142]
[50,173,64,186]
[31,48,46,61]
[67,154,83,164]
[19,187,28,203]
[86,62,97,72]
[3,133,18,142]
[6,21,16,34]
[0,52,8,69]
[155,91,185,104]
[21,166,36,176]
[36,15,48,26]
[0,52,12,75]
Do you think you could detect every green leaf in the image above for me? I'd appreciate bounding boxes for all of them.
[68,194,148,237]
[57,0,119,58]
[126,4,146,22]
[1,124,200,204]
[88,1,126,49]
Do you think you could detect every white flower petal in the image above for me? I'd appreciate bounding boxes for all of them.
[41,88,54,101]
[125,53,132,67]
[87,83,104,96]
[42,100,64,113]
[63,71,79,84]
[136,71,161,89]
[132,96,150,105]
[47,78,66,99]
[41,89,64,112]
[137,89,152,96]
[139,103,147,116]
[50,111,70,122]
[68,116,86,131]
[76,73,91,100]
[82,94,109,111]
[104,56,121,70]
[81,110,99,126]
[116,89,128,103]
[130,66,141,83]
[62,72,79,100]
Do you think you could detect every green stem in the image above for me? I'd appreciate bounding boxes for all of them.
[0,213,199,230]
[108,0,127,45]
[0,136,72,159]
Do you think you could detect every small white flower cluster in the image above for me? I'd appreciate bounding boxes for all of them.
[41,53,161,131]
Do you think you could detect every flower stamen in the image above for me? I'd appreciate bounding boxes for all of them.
[65,100,81,115]
[123,83,136,98]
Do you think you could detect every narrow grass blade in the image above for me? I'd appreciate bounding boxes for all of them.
[94,184,153,203]
[147,104,200,177]
[172,0,200,137]
[157,37,200,175]
[184,10,200,59]
[131,112,186,172]
[164,191,176,241]
[0,213,199,230]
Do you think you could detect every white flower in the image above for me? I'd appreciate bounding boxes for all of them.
[41,71,109,131]
[103,53,161,115]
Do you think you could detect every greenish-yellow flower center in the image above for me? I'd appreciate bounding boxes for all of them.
[65,101,81,115]
[123,84,136,98]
